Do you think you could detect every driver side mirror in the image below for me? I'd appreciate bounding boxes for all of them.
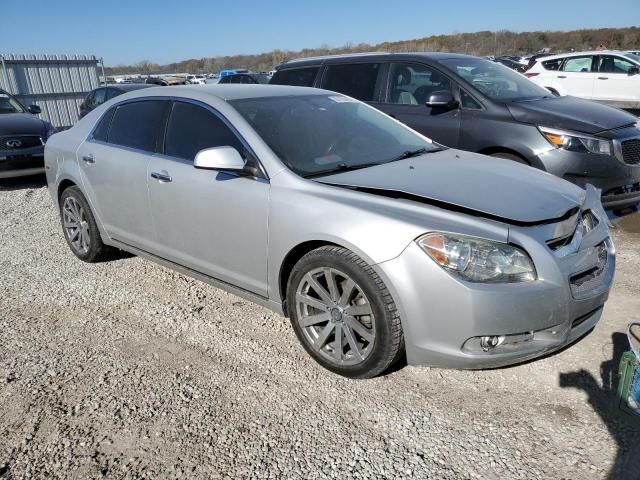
[194,146,246,172]
[628,66,639,76]
[28,104,41,114]
[425,91,459,110]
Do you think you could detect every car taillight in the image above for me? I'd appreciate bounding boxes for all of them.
[525,72,539,78]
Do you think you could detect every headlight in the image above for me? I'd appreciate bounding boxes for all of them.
[538,126,612,155]
[416,232,536,283]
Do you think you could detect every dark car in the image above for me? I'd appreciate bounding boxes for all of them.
[271,53,640,208]
[218,73,271,84]
[0,89,55,179]
[79,84,153,118]
[494,57,527,73]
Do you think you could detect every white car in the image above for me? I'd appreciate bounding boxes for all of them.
[186,75,207,85]
[526,51,640,109]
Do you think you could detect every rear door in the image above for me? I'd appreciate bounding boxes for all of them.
[556,56,596,98]
[594,55,640,107]
[77,99,167,249]
[376,62,460,147]
[146,100,269,295]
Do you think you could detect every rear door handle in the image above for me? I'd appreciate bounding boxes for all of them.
[82,154,95,164]
[151,171,172,183]
[557,75,567,79]
[597,76,609,80]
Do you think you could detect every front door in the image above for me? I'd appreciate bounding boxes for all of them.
[146,101,269,296]
[376,62,460,147]
[594,55,640,107]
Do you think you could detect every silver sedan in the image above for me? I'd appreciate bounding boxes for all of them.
[44,85,615,378]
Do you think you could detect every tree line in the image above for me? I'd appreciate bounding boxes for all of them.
[105,26,640,75]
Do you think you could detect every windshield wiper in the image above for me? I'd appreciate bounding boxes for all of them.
[385,147,433,163]
[303,162,381,179]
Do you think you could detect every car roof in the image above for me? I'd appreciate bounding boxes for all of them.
[535,50,636,60]
[278,51,479,69]
[112,83,154,91]
[118,84,330,102]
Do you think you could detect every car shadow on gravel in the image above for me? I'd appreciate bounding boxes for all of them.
[560,332,640,480]
[0,175,47,191]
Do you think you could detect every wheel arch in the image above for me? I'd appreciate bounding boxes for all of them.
[477,147,539,168]
[57,178,78,205]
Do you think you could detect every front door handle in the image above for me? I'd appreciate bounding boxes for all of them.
[557,75,567,79]
[82,154,95,164]
[151,171,172,183]
[597,76,609,80]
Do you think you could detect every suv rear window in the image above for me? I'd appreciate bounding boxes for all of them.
[270,67,319,87]
[108,100,166,152]
[321,63,381,102]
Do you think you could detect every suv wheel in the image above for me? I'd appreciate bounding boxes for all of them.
[287,246,404,378]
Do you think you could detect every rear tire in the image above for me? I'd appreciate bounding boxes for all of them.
[59,186,109,263]
[287,246,404,379]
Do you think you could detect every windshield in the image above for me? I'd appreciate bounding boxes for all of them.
[439,58,553,102]
[0,92,25,114]
[623,53,640,63]
[230,94,438,177]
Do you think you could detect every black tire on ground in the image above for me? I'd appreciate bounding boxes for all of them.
[286,245,404,379]
[59,186,109,263]
[489,152,529,165]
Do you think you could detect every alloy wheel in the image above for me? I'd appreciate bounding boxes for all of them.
[295,267,376,366]
[62,197,91,255]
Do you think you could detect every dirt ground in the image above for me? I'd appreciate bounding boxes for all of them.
[1,177,639,479]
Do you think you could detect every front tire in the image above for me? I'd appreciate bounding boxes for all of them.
[287,246,404,378]
[59,186,108,263]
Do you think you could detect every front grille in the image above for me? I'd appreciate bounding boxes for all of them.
[569,242,610,299]
[0,155,44,172]
[621,139,640,166]
[603,182,640,197]
[0,135,43,151]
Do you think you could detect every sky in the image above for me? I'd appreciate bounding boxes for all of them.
[2,0,638,66]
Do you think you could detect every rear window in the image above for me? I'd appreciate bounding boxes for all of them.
[321,63,381,102]
[107,100,166,152]
[270,67,319,87]
[542,58,563,71]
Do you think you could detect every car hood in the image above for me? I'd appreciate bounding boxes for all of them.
[313,150,586,225]
[0,113,46,136]
[507,96,636,134]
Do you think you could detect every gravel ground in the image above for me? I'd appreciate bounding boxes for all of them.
[1,177,639,480]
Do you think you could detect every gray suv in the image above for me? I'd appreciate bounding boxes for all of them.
[271,53,640,208]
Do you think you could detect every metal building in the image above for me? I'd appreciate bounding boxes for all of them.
[0,54,104,129]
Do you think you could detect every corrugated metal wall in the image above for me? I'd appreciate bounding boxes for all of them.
[0,54,103,129]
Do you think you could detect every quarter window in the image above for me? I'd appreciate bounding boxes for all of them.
[387,63,451,105]
[92,107,115,142]
[107,100,166,152]
[460,90,482,110]
[164,102,243,161]
[542,58,563,71]
[93,88,106,107]
[270,67,319,87]
[562,57,593,73]
[598,56,637,73]
[322,63,381,102]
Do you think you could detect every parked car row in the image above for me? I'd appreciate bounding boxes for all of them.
[45,83,616,378]
[271,52,640,208]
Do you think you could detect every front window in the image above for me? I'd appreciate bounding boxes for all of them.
[439,58,553,102]
[387,63,451,105]
[230,94,439,178]
[598,56,637,74]
[0,92,25,114]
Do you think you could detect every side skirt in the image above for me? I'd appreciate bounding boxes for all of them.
[105,237,284,316]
